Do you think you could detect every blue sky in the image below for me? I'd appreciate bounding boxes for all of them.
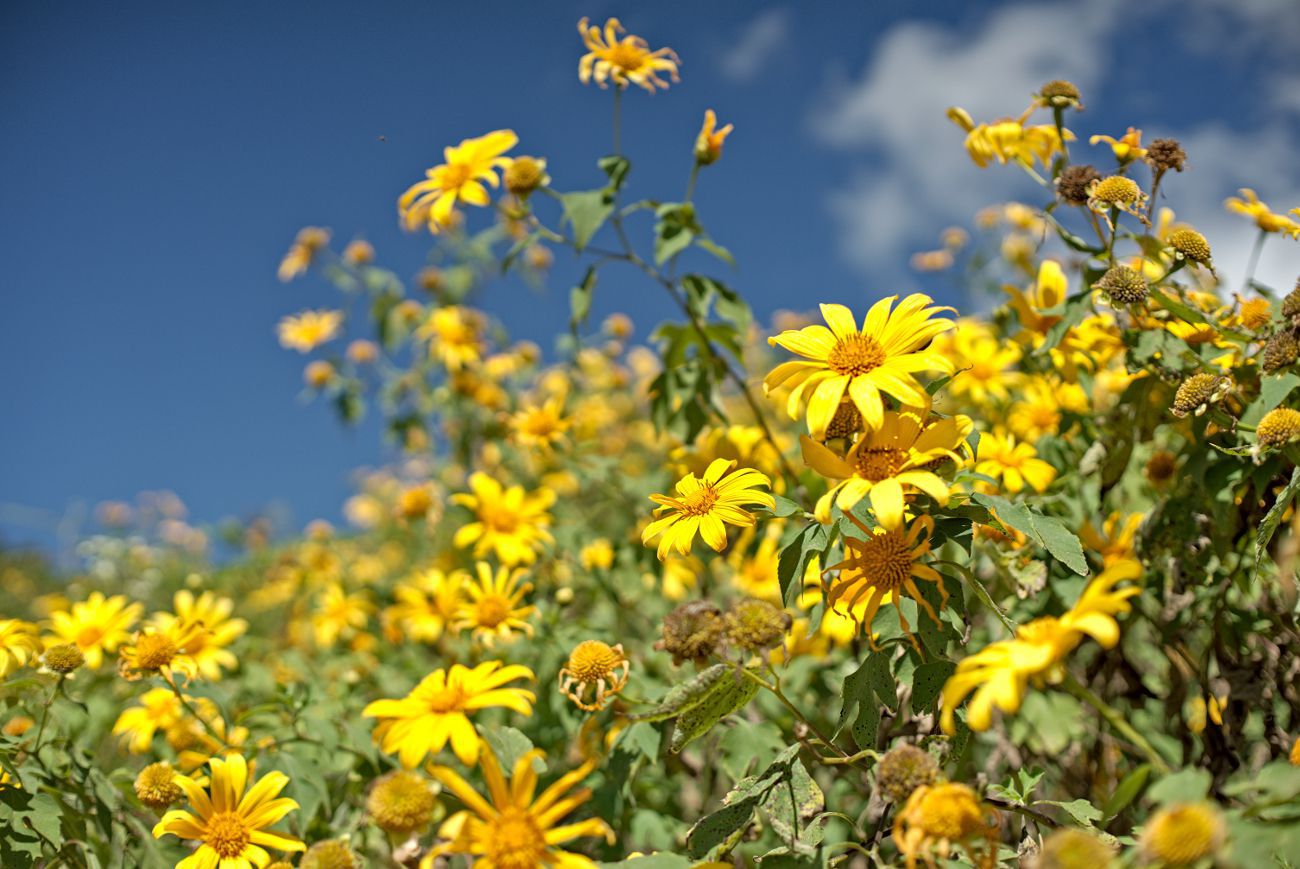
[4,0,1299,558]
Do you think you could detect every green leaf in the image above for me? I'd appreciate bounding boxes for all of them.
[559,189,614,251]
[1037,291,1092,354]
[686,745,801,858]
[911,660,956,713]
[670,669,761,753]
[1102,763,1151,820]
[631,664,729,723]
[762,759,825,851]
[601,856,692,869]
[1256,464,1300,570]
[480,724,544,774]
[1148,288,1213,328]
[570,266,598,331]
[1147,768,1212,805]
[1242,372,1300,427]
[598,155,630,192]
[972,492,1088,575]
[1037,798,1103,827]
[696,237,735,267]
[655,202,700,266]
[778,522,830,607]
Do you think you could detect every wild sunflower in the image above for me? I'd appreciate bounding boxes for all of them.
[892,782,999,869]
[45,592,143,670]
[939,323,1022,406]
[363,662,535,767]
[277,309,343,353]
[695,109,733,165]
[451,472,556,567]
[153,753,304,867]
[382,567,466,644]
[765,296,955,437]
[398,130,517,234]
[1091,127,1146,163]
[146,591,246,681]
[416,306,486,371]
[1004,260,1067,337]
[577,17,679,92]
[510,395,570,450]
[424,739,614,869]
[947,105,1072,169]
[824,512,945,650]
[277,226,330,282]
[800,409,971,527]
[112,687,186,754]
[311,584,373,649]
[974,430,1056,494]
[453,562,536,646]
[641,459,774,560]
[1225,188,1300,238]
[558,640,631,711]
[0,620,40,679]
[118,618,209,682]
[1079,511,1143,567]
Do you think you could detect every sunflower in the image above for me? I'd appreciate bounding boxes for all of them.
[823,513,946,650]
[153,753,304,868]
[363,662,535,767]
[800,409,972,527]
[577,17,680,92]
[277,309,343,353]
[424,739,613,869]
[947,105,1072,169]
[451,472,556,567]
[118,618,209,682]
[311,584,373,649]
[974,430,1056,494]
[1091,127,1146,163]
[382,567,466,644]
[112,687,186,754]
[417,305,486,371]
[510,395,570,450]
[937,322,1022,406]
[1225,188,1300,238]
[765,296,955,437]
[453,562,536,647]
[45,592,143,670]
[398,130,517,234]
[1005,260,1068,338]
[143,591,246,682]
[0,620,40,679]
[641,459,774,560]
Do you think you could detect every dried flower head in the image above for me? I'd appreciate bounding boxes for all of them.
[1056,164,1102,206]
[558,640,631,711]
[875,744,939,804]
[43,643,85,674]
[659,600,724,666]
[300,838,364,869]
[723,599,792,653]
[1146,137,1187,173]
[1283,281,1300,326]
[1094,264,1148,305]
[1170,373,1226,418]
[1036,79,1082,110]
[134,761,182,810]
[1145,450,1178,487]
[1262,330,1300,373]
[504,156,549,197]
[1032,827,1117,869]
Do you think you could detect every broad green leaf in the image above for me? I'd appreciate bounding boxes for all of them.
[762,759,825,851]
[1256,465,1300,570]
[1103,763,1151,820]
[1037,798,1103,827]
[972,492,1088,575]
[686,746,801,858]
[911,660,955,713]
[570,266,597,331]
[631,664,729,723]
[1147,768,1212,805]
[559,189,614,251]
[670,669,761,752]
[480,724,544,774]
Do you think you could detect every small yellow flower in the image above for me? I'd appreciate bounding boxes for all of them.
[383,568,466,644]
[118,618,209,682]
[45,592,143,670]
[417,305,485,371]
[454,562,536,646]
[277,226,330,282]
[311,584,372,649]
[1005,260,1068,338]
[1139,802,1226,867]
[558,640,631,711]
[148,590,247,681]
[511,395,570,449]
[975,430,1057,494]
[1226,188,1300,238]
[424,739,613,869]
[153,753,304,866]
[892,782,999,869]
[451,472,555,566]
[1090,127,1146,163]
[134,761,183,810]
[1088,175,1148,226]
[695,109,733,165]
[0,620,40,678]
[278,309,343,353]
[580,538,615,571]
[113,687,185,754]
[398,130,517,233]
[502,156,549,197]
[342,238,375,266]
[577,17,680,92]
[363,662,535,767]
[1079,511,1144,567]
[947,105,1072,169]
[641,459,774,560]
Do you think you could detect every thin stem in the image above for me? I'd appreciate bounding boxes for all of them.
[1242,229,1267,295]
[1060,673,1172,774]
[736,665,850,760]
[985,796,1059,828]
[611,88,623,156]
[163,672,227,747]
[1146,167,1167,235]
[30,674,65,757]
[684,162,700,204]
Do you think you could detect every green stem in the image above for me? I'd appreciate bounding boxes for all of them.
[684,162,700,204]
[611,87,623,156]
[737,665,851,761]
[1242,229,1267,296]
[164,672,227,747]
[30,674,65,757]
[1060,673,1172,774]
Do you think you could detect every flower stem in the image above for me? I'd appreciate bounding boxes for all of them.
[1060,673,1172,774]
[30,673,65,757]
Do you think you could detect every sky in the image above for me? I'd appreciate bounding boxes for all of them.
[3,0,1299,560]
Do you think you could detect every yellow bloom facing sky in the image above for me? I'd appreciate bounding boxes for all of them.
[417,305,486,371]
[947,104,1073,169]
[45,591,142,670]
[153,753,304,869]
[147,590,247,681]
[277,309,342,353]
[577,17,679,92]
[1225,188,1300,237]
[453,561,536,647]
[974,429,1056,494]
[398,129,517,234]
[452,472,556,567]
[363,661,535,767]
[642,458,774,560]
[424,739,613,869]
[765,296,954,437]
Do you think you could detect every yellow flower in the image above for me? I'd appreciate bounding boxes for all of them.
[940,560,1140,733]
[1005,260,1068,338]
[580,538,615,571]
[454,562,536,646]
[641,459,774,560]
[558,640,631,711]
[118,619,209,682]
[974,430,1056,494]
[695,109,733,165]
[311,584,372,648]
[892,782,999,869]
[277,309,343,353]
[947,105,1072,169]
[113,687,185,754]
[728,524,784,603]
[277,226,330,282]
[417,305,485,371]
[451,472,556,567]
[398,130,517,233]
[363,662,535,767]
[0,620,40,678]
[1226,188,1300,237]
[1090,127,1146,163]
[577,17,679,92]
[424,739,613,869]
[1006,377,1088,442]
[45,592,142,670]
[1079,511,1143,567]
[383,568,466,644]
[511,395,570,449]
[765,296,955,436]
[1139,802,1226,867]
[939,322,1022,406]
[800,409,971,527]
[153,753,304,867]
[147,591,247,681]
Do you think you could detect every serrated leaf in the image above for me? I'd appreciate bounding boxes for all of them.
[1037,798,1103,827]
[1256,465,1300,571]
[972,492,1088,575]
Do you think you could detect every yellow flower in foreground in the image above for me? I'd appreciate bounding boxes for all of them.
[417,305,485,371]
[452,472,556,566]
[765,296,955,436]
[695,109,733,165]
[424,739,613,869]
[153,753,304,867]
[947,105,1072,169]
[824,513,945,650]
[277,226,330,282]
[975,430,1056,494]
[45,592,143,670]
[363,662,535,767]
[0,620,40,678]
[940,560,1140,733]
[641,459,774,560]
[118,619,209,682]
[148,590,247,681]
[398,129,517,233]
[1090,127,1146,163]
[113,687,184,754]
[1226,188,1300,237]
[892,782,999,869]
[577,17,679,92]
[277,309,343,353]
[454,562,536,646]
[800,409,971,527]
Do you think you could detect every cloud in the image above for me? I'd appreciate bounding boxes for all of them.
[720,9,790,83]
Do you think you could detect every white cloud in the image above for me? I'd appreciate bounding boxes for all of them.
[720,9,790,83]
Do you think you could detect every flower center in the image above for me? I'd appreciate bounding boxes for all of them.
[425,685,466,714]
[75,626,103,648]
[840,530,913,591]
[475,595,511,628]
[607,42,648,72]
[567,640,622,682]
[486,808,547,869]
[915,788,981,840]
[679,486,720,517]
[827,334,887,377]
[205,812,250,859]
[481,504,520,533]
[135,634,178,670]
[440,162,474,191]
[855,448,908,482]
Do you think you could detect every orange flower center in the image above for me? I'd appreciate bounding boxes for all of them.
[474,594,511,629]
[134,634,178,670]
[839,530,913,591]
[75,626,104,648]
[566,640,624,682]
[606,42,648,73]
[424,685,467,714]
[828,334,887,377]
[487,808,547,869]
[440,162,474,191]
[480,504,520,533]
[205,811,251,859]
[855,447,908,482]
[679,486,720,517]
